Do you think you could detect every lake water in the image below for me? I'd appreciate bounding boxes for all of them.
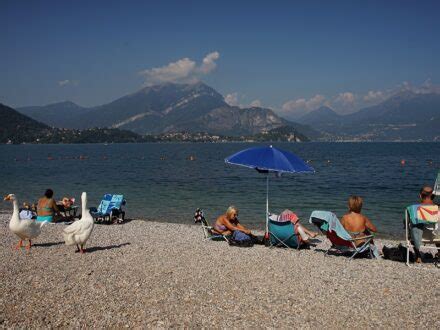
[1,142,439,237]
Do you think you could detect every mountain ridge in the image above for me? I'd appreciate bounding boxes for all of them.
[16,82,314,138]
[297,91,440,141]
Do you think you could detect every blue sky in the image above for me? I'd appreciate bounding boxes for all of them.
[1,0,439,117]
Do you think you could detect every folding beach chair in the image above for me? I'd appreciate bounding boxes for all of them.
[405,204,439,266]
[90,194,126,224]
[309,210,375,259]
[267,214,300,249]
[194,209,229,242]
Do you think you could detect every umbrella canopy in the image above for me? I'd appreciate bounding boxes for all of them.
[225,145,313,173]
[225,145,314,234]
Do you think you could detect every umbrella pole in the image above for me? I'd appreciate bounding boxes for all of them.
[266,173,269,235]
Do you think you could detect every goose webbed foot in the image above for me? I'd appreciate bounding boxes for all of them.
[25,240,32,250]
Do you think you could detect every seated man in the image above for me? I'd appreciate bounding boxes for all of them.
[341,195,379,257]
[213,206,253,237]
[409,186,439,263]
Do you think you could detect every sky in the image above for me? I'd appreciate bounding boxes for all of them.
[1,0,440,118]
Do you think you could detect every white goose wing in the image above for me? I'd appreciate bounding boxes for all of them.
[63,219,92,235]
[18,220,44,239]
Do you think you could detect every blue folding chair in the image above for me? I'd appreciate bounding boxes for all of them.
[267,214,300,249]
[90,194,126,224]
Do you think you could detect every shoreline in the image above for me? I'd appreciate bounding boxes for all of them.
[0,211,409,241]
[1,214,438,328]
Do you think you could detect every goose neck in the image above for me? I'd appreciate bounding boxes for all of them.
[12,199,19,215]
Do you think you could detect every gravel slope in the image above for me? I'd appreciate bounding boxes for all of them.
[1,214,439,328]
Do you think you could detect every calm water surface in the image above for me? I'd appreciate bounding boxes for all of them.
[1,142,439,237]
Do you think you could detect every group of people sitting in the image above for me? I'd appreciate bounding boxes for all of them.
[212,196,376,247]
[211,184,439,262]
[20,189,76,223]
[212,206,319,245]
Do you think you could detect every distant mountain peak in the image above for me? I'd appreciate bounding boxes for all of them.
[296,105,340,125]
[52,100,82,108]
[386,90,417,102]
[136,81,218,96]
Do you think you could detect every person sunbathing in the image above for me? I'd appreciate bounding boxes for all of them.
[277,209,318,243]
[213,206,253,236]
[341,195,378,246]
[37,189,60,222]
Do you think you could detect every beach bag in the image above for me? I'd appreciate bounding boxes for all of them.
[382,244,414,262]
[229,230,254,247]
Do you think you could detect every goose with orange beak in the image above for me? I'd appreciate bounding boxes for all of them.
[4,194,47,250]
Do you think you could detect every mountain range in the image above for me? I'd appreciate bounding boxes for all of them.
[14,83,440,141]
[17,82,313,138]
[297,91,440,141]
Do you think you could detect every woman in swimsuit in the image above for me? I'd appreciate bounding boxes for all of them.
[36,189,59,222]
[212,206,253,236]
[340,195,377,246]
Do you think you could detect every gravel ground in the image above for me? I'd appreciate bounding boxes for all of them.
[1,213,439,328]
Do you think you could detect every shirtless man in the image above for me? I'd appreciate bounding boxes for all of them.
[410,186,439,263]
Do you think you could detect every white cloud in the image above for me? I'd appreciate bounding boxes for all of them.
[58,80,70,86]
[281,94,326,117]
[224,92,239,106]
[224,93,263,108]
[363,90,384,102]
[330,92,358,114]
[57,79,79,87]
[334,92,356,105]
[198,51,220,74]
[275,80,440,118]
[249,99,262,107]
[139,51,220,86]
[397,79,440,94]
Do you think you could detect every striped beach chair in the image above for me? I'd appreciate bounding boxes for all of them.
[309,210,376,259]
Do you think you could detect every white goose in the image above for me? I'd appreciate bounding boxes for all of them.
[63,192,94,253]
[4,194,47,250]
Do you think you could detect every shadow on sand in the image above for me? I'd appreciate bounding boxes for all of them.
[85,242,131,253]
[33,241,65,248]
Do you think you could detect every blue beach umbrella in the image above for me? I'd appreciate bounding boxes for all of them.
[225,145,314,233]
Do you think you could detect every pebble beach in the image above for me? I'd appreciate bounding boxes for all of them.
[1,213,439,328]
